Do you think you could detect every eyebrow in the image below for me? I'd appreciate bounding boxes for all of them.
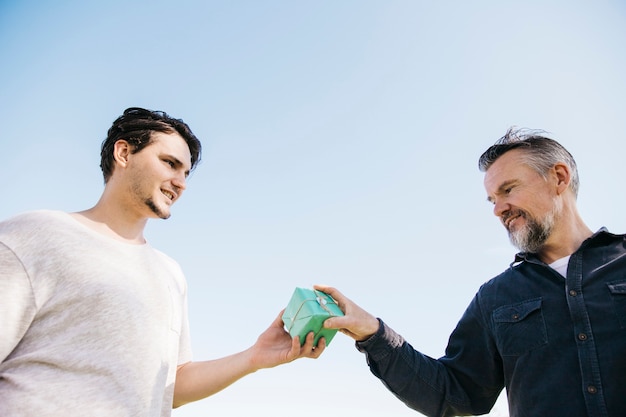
[486,179,517,204]
[164,154,191,177]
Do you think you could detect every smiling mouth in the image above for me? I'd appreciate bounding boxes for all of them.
[161,189,175,201]
[503,212,524,230]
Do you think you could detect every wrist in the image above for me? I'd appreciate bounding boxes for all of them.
[357,317,383,342]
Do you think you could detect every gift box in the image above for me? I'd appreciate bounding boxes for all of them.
[282,287,344,346]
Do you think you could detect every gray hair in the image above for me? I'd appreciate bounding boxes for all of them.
[478,127,579,198]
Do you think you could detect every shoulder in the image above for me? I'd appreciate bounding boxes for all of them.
[1,210,68,229]
[477,267,517,295]
[471,267,527,314]
[0,210,76,247]
[590,228,626,245]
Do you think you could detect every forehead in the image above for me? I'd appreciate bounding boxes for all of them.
[483,149,536,191]
[148,131,192,166]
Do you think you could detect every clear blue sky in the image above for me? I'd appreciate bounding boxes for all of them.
[1,1,625,416]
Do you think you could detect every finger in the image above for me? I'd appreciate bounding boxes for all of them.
[291,335,302,352]
[306,335,322,357]
[284,335,303,362]
[323,315,348,329]
[314,285,347,310]
[311,337,326,358]
[314,284,339,299]
[300,331,316,352]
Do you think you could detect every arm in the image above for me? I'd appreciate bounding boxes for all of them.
[315,285,502,417]
[173,310,325,408]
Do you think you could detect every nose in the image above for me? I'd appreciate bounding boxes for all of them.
[493,198,509,218]
[172,172,187,192]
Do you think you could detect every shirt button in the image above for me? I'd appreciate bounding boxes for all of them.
[512,314,520,320]
[587,385,597,394]
[578,333,587,341]
[569,290,577,296]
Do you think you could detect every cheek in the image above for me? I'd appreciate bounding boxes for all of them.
[532,193,556,215]
[128,174,151,198]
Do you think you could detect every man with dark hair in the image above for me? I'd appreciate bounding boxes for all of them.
[0,107,325,416]
[99,107,202,184]
[317,128,626,417]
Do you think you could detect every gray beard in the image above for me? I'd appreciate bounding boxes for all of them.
[508,208,556,253]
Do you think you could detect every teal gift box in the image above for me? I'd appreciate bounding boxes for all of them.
[282,287,344,346]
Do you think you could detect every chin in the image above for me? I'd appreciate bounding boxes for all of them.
[145,199,172,220]
[155,207,172,220]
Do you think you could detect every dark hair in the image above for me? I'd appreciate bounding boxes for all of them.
[100,107,202,182]
[478,127,579,198]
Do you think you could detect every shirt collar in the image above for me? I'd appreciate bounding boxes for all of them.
[511,227,617,267]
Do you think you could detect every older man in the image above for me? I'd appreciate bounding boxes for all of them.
[318,128,626,417]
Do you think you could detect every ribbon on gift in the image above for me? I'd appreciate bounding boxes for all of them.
[285,290,340,334]
[314,289,336,315]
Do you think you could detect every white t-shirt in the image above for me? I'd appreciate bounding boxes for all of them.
[0,210,192,417]
[549,255,571,278]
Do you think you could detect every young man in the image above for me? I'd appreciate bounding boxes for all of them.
[317,128,626,417]
[0,107,325,416]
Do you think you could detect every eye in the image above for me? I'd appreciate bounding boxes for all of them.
[164,159,175,168]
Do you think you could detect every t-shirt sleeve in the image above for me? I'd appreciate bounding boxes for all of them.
[0,242,37,362]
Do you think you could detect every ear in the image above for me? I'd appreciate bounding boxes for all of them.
[113,140,131,168]
[553,162,571,195]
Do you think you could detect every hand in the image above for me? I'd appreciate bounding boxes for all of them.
[314,285,380,342]
[248,310,326,371]
[173,311,326,405]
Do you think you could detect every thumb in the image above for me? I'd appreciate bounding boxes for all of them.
[324,316,346,329]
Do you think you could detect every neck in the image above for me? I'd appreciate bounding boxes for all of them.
[537,210,593,264]
[72,195,149,245]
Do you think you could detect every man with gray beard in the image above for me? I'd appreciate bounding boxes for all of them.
[316,128,626,417]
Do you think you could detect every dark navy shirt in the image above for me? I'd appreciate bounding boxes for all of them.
[356,229,626,417]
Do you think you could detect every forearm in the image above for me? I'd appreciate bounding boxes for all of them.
[173,348,257,408]
[172,311,323,408]
[357,320,460,416]
[359,319,501,417]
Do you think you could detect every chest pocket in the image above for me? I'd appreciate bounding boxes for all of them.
[492,297,548,356]
[607,280,626,329]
